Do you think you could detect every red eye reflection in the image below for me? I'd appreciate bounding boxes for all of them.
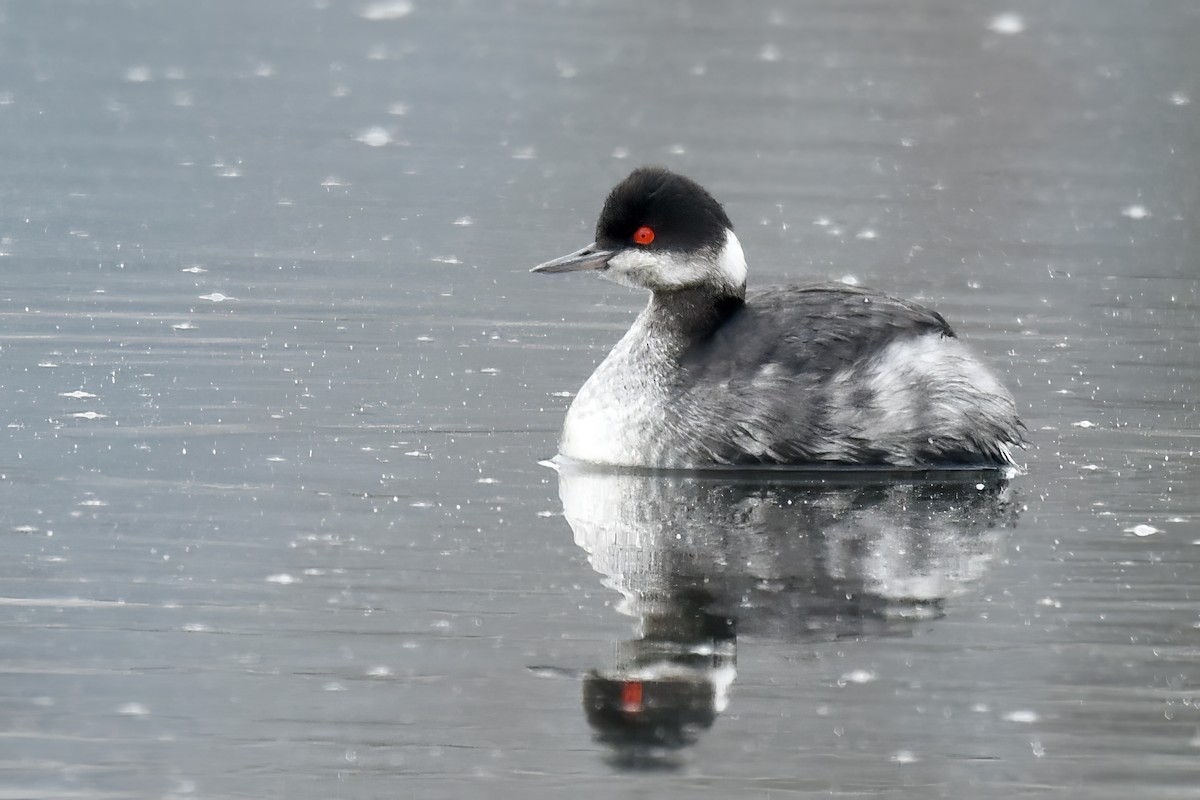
[620,680,644,713]
[633,226,655,245]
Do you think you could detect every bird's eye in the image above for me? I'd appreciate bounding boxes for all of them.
[633,226,655,245]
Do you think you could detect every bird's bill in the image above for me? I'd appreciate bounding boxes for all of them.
[531,243,615,274]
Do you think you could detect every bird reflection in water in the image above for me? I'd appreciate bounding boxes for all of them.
[544,462,1020,770]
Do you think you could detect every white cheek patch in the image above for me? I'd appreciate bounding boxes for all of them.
[604,228,747,293]
[716,229,747,289]
[607,248,658,274]
[606,249,708,290]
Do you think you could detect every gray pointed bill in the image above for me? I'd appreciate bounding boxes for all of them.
[531,243,615,274]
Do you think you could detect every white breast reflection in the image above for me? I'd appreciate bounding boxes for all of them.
[549,463,1019,770]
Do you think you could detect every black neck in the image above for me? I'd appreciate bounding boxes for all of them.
[648,285,746,342]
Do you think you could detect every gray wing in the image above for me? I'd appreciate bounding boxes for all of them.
[681,283,955,375]
[673,284,1023,466]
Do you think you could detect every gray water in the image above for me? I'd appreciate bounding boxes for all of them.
[1,1,1198,798]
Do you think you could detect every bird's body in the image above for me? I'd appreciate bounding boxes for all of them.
[533,167,1025,470]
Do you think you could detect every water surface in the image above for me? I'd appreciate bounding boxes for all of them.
[1,1,1197,797]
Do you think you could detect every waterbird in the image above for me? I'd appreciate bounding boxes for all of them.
[532,167,1025,469]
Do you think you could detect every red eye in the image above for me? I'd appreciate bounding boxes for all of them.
[633,226,655,245]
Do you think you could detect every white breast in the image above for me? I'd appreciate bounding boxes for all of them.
[559,312,675,466]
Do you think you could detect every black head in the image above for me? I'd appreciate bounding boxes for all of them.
[532,167,746,296]
[596,167,732,255]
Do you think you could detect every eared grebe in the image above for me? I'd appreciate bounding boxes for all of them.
[532,167,1025,469]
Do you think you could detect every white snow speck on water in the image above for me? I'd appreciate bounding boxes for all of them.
[840,275,860,286]
[890,750,919,764]
[172,322,197,330]
[855,229,877,240]
[838,669,876,686]
[1124,524,1161,537]
[1168,91,1191,106]
[1121,204,1150,220]
[116,702,150,716]
[359,0,412,20]
[60,390,97,399]
[1003,709,1040,723]
[1071,420,1096,428]
[759,44,781,62]
[356,126,392,147]
[366,665,393,677]
[72,412,107,420]
[180,266,207,273]
[199,293,229,302]
[266,574,297,585]
[124,66,153,82]
[452,216,473,226]
[988,13,1025,35]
